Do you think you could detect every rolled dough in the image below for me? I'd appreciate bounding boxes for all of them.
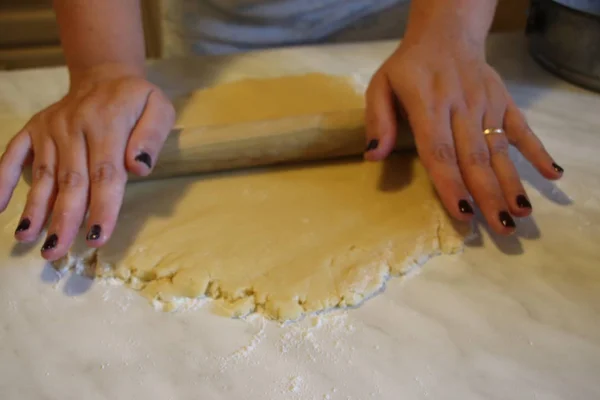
[59,73,471,322]
[176,73,365,127]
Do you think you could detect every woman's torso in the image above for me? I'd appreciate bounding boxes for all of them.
[161,0,411,56]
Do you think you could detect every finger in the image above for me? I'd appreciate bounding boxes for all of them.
[40,131,90,261]
[16,136,57,243]
[482,94,532,218]
[0,128,32,213]
[399,93,475,221]
[452,106,516,235]
[484,130,532,218]
[504,101,563,180]
[126,89,175,176]
[364,71,397,161]
[85,129,129,248]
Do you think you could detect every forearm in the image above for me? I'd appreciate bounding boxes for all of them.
[404,0,498,48]
[53,0,146,85]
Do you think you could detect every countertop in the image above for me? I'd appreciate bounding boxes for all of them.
[0,33,599,400]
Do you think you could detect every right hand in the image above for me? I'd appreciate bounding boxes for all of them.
[0,64,175,261]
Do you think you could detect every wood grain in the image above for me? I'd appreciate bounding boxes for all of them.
[137,108,415,182]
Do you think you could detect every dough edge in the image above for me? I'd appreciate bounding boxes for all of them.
[53,209,470,323]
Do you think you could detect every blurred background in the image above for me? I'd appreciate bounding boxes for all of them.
[0,0,530,70]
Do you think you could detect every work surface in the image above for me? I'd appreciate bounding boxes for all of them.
[0,33,599,400]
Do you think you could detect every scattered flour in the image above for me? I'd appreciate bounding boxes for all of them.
[218,315,267,372]
[288,376,304,393]
[94,274,378,399]
[202,309,366,399]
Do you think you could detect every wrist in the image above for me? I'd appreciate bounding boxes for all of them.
[403,0,497,52]
[68,62,145,91]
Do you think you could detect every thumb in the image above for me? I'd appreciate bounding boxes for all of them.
[126,89,176,177]
[0,128,32,212]
[364,70,399,161]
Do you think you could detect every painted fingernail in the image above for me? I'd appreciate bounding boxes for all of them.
[458,199,474,214]
[366,139,379,152]
[41,234,58,252]
[86,224,102,241]
[516,195,532,209]
[15,218,31,234]
[499,211,516,228]
[552,162,564,173]
[135,152,152,169]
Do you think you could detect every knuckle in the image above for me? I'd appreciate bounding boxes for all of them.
[90,161,121,184]
[90,162,116,184]
[463,149,491,167]
[58,170,86,189]
[428,142,458,166]
[33,163,55,182]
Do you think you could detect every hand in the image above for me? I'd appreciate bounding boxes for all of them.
[0,64,175,261]
[364,35,563,235]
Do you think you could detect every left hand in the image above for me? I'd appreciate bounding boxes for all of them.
[364,33,563,235]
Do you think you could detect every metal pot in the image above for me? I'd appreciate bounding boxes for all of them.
[526,0,600,92]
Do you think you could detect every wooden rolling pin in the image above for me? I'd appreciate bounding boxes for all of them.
[132,108,415,182]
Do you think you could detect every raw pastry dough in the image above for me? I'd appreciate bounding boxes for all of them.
[176,73,365,127]
[60,73,471,321]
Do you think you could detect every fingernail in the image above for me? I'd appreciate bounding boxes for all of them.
[41,234,58,252]
[135,152,152,169]
[499,211,516,228]
[15,218,31,234]
[86,224,102,241]
[552,162,564,174]
[365,139,379,152]
[516,195,532,209]
[458,199,474,214]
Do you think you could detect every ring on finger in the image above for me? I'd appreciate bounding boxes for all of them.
[483,127,510,156]
[483,128,506,136]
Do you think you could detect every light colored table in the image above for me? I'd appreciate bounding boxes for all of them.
[0,33,599,400]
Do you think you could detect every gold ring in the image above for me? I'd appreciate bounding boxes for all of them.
[483,128,505,136]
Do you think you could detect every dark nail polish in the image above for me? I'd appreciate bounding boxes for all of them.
[135,152,152,169]
[516,195,532,209]
[366,139,379,152]
[41,234,58,252]
[458,199,474,214]
[87,224,102,241]
[15,218,31,233]
[552,162,564,173]
[499,211,516,228]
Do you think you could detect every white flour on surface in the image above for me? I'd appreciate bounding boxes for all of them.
[218,314,267,371]
[184,307,372,399]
